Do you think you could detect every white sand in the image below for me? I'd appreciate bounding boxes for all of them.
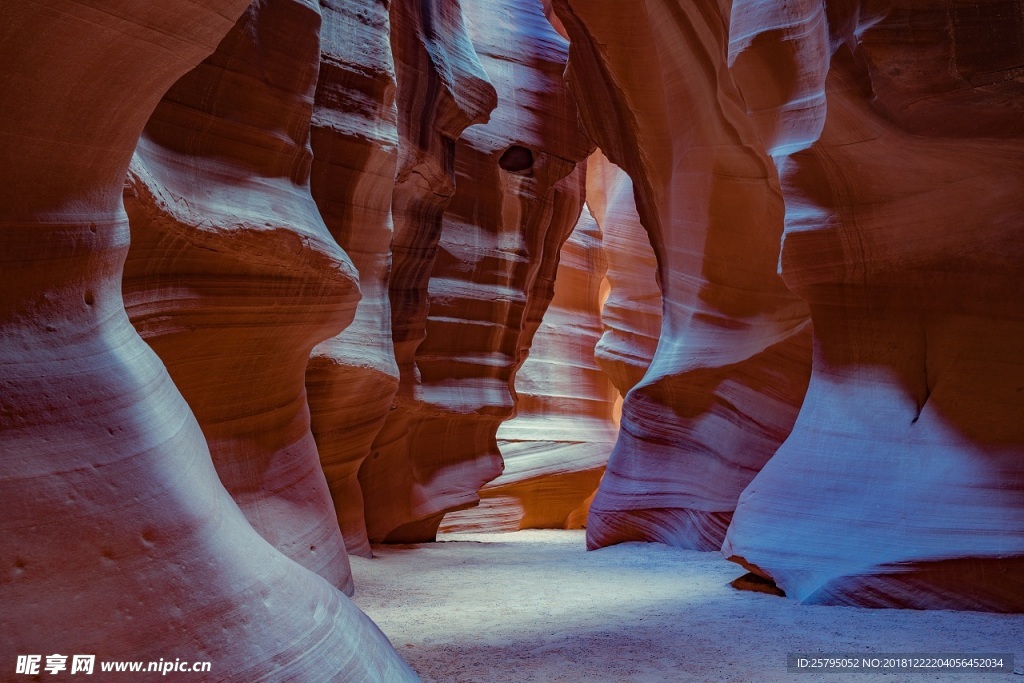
[350,530,1024,682]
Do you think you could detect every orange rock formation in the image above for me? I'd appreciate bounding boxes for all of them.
[441,205,619,532]
[5,8,1023,680]
[554,0,813,552]
[0,1,417,677]
[122,0,356,592]
[360,0,592,543]
[724,0,1024,611]
[586,152,662,397]
[557,0,1024,610]
[305,0,401,560]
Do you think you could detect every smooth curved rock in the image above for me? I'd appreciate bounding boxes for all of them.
[554,0,813,551]
[305,0,401,559]
[724,0,1024,612]
[122,0,356,592]
[0,1,417,678]
[586,151,662,397]
[441,205,619,532]
[356,0,497,544]
[362,0,593,543]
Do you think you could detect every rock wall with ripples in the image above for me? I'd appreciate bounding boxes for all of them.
[554,0,813,552]
[6,10,1021,677]
[0,1,418,678]
[440,205,618,532]
[723,0,1024,612]
[586,152,662,397]
[122,0,357,593]
[556,0,1024,611]
[360,0,592,543]
[304,0,402,560]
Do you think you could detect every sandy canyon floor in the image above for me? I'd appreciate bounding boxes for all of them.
[351,530,1024,682]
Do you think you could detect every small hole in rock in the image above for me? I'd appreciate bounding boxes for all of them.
[84,291,95,306]
[498,145,534,173]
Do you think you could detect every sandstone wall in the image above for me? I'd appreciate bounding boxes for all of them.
[0,1,417,677]
[441,205,619,532]
[305,0,401,559]
[586,152,662,397]
[354,0,496,545]
[122,0,357,593]
[361,0,593,543]
[723,0,1024,612]
[554,0,813,552]
[556,0,1024,611]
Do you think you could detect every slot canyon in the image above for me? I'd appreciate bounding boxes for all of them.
[2,0,1022,681]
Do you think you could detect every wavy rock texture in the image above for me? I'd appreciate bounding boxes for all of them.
[122,0,357,593]
[554,0,813,551]
[361,0,593,543]
[305,0,400,559]
[586,151,662,396]
[724,0,1024,611]
[0,1,417,678]
[356,0,496,544]
[440,206,619,532]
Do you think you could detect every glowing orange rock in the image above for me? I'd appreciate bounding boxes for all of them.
[555,0,812,551]
[360,0,592,543]
[441,205,618,532]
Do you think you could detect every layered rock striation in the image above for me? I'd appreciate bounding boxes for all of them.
[554,0,813,551]
[355,0,497,544]
[557,0,1024,611]
[360,0,593,543]
[586,152,662,397]
[441,206,619,532]
[122,0,356,593]
[723,0,1024,611]
[6,6,1021,667]
[0,1,417,677]
[304,0,401,559]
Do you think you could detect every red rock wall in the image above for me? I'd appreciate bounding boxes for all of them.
[554,0,813,552]
[723,0,1024,612]
[440,204,619,532]
[0,1,417,677]
[360,0,593,543]
[557,0,1024,611]
[122,0,356,593]
[305,0,401,559]
[586,151,662,397]
[356,0,497,544]
[7,6,1019,668]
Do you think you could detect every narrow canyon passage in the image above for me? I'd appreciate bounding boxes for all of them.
[4,0,1023,679]
[352,532,1024,683]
